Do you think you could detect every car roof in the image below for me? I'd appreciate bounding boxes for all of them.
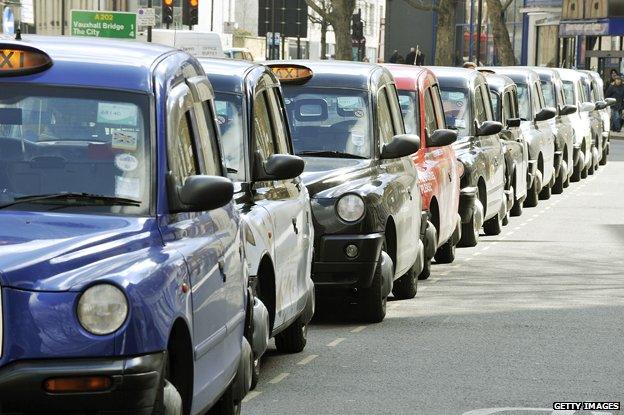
[267,60,384,90]
[384,64,433,91]
[482,72,515,93]
[199,58,265,94]
[482,66,540,84]
[530,66,559,82]
[427,66,483,89]
[0,35,178,92]
[555,67,583,82]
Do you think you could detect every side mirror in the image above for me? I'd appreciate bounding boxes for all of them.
[580,102,595,112]
[534,107,556,122]
[506,118,521,128]
[428,129,457,147]
[594,100,607,110]
[178,175,234,212]
[559,104,577,116]
[476,121,503,137]
[380,134,421,159]
[605,98,617,107]
[254,154,305,181]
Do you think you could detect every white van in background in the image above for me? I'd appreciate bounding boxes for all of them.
[146,29,225,58]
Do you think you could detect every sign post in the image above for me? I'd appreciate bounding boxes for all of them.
[70,10,137,39]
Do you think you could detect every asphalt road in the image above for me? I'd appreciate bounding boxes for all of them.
[243,140,624,415]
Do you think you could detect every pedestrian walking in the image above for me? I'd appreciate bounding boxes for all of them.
[405,47,416,65]
[389,50,402,63]
[606,75,624,131]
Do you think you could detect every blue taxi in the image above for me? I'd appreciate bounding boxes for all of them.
[0,36,252,414]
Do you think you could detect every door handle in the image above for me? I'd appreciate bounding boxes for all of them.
[292,218,299,235]
[218,259,226,282]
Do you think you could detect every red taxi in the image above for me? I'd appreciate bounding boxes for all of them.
[386,65,462,278]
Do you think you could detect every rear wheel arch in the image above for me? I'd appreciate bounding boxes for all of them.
[429,197,440,234]
[257,255,276,333]
[477,178,487,217]
[384,216,397,274]
[168,319,194,415]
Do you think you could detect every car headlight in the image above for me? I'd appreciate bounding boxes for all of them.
[77,284,128,335]
[336,194,365,222]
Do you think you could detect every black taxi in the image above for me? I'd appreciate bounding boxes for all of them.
[268,61,424,323]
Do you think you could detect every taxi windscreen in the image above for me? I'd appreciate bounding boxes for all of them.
[439,87,471,137]
[281,87,372,159]
[0,85,151,214]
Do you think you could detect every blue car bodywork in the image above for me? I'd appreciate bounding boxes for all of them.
[0,36,251,414]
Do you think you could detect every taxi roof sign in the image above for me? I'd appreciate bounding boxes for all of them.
[269,64,313,85]
[0,44,52,76]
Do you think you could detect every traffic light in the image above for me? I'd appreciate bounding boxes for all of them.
[183,0,199,27]
[162,0,174,25]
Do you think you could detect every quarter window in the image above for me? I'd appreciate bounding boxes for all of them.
[265,88,290,154]
[424,88,438,134]
[431,85,446,129]
[253,92,276,160]
[193,101,222,177]
[377,87,395,147]
[474,86,488,124]
[169,112,199,185]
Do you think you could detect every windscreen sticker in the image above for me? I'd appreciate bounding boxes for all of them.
[354,109,365,118]
[115,154,139,172]
[351,133,365,147]
[111,130,138,151]
[97,103,138,126]
[115,176,141,199]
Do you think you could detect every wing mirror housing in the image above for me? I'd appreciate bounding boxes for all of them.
[594,100,608,110]
[506,118,521,128]
[176,175,234,212]
[534,107,556,122]
[254,153,305,181]
[580,102,596,112]
[559,104,577,116]
[476,121,503,137]
[605,98,617,107]
[380,134,421,159]
[428,129,457,147]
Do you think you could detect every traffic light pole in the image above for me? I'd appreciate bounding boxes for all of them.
[147,0,152,42]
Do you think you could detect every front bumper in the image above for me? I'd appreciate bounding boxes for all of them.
[312,233,384,290]
[0,352,165,415]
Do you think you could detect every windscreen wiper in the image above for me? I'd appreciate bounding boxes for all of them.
[0,192,141,209]
[296,150,367,159]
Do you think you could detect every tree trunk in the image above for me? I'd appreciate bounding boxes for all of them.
[329,0,356,61]
[434,0,456,66]
[486,0,516,65]
[321,20,328,59]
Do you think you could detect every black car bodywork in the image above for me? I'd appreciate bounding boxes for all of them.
[269,60,425,322]
[431,67,506,246]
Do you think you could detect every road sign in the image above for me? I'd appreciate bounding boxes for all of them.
[21,0,34,25]
[71,10,137,39]
[137,8,156,27]
[2,7,14,35]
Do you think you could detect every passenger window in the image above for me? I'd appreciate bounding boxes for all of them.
[489,91,501,122]
[377,87,395,147]
[266,87,290,154]
[168,111,199,186]
[504,92,514,121]
[253,92,276,160]
[431,85,446,129]
[474,87,488,124]
[424,88,438,135]
[387,84,405,134]
[193,100,222,177]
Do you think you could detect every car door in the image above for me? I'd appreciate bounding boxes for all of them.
[507,88,529,198]
[264,84,311,315]
[252,83,300,329]
[161,81,234,411]
[532,81,555,184]
[377,83,419,277]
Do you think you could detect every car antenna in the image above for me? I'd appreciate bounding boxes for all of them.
[15,27,22,41]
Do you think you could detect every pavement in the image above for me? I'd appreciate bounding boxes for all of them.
[243,141,624,415]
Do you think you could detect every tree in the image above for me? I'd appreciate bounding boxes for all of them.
[403,0,457,66]
[308,0,330,59]
[486,0,516,65]
[305,0,356,61]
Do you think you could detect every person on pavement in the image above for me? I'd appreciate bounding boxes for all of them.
[389,50,402,64]
[606,75,624,132]
[405,47,416,65]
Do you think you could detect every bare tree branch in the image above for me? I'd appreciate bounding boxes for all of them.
[501,0,514,12]
[305,0,332,20]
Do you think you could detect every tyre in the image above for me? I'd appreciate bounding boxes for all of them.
[275,316,307,353]
[458,217,479,247]
[510,196,523,216]
[394,253,420,297]
[359,249,388,322]
[153,380,183,415]
[434,239,456,264]
[588,159,595,175]
[581,162,588,179]
[250,355,260,390]
[208,383,241,415]
[524,181,539,208]
[416,258,430,281]
[539,183,551,200]
[483,212,502,236]
[571,161,582,182]
[552,169,565,194]
[599,148,607,166]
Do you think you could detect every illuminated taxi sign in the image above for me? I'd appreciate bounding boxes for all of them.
[0,45,53,76]
[270,65,313,85]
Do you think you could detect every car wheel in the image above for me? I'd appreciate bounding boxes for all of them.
[524,169,541,208]
[552,169,565,194]
[208,383,241,415]
[275,316,307,353]
[360,252,388,322]
[539,183,551,200]
[416,258,431,281]
[483,212,502,236]
[588,159,595,175]
[153,379,183,415]
[581,164,588,179]
[599,149,607,166]
[434,239,456,264]
[571,161,582,182]
[510,195,523,216]
[250,355,260,390]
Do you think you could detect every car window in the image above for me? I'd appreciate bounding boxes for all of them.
[541,81,556,108]
[253,92,276,161]
[431,85,446,129]
[169,111,199,185]
[490,91,501,122]
[440,87,471,137]
[193,100,221,177]
[562,81,575,105]
[578,81,586,102]
[265,87,290,154]
[377,87,395,148]
[386,84,405,135]
[516,84,531,120]
[424,88,438,134]
[532,83,543,113]
[504,92,514,121]
[214,92,245,181]
[397,90,419,135]
[474,86,488,124]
